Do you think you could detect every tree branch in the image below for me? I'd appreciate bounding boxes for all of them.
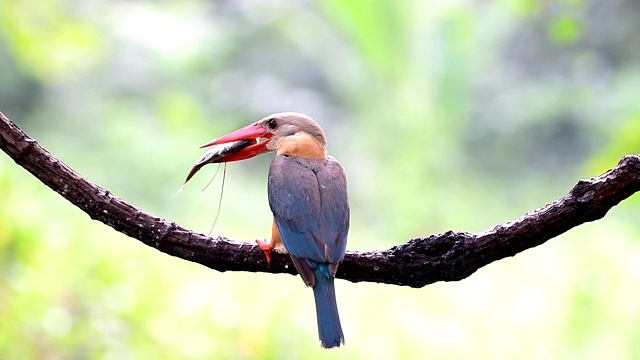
[2,111,639,287]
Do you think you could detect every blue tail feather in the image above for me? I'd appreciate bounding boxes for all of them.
[312,264,344,349]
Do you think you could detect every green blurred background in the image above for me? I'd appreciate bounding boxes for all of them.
[2,0,640,358]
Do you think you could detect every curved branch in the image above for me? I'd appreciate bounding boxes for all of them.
[2,111,639,287]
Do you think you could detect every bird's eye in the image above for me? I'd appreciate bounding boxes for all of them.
[267,118,277,129]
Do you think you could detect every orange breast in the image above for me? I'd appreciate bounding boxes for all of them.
[276,132,327,159]
[271,220,283,247]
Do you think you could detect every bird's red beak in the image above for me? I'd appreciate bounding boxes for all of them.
[200,122,273,162]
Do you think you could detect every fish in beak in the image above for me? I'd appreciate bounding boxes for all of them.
[199,122,274,160]
[178,122,273,192]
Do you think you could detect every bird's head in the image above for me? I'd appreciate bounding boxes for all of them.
[201,112,327,161]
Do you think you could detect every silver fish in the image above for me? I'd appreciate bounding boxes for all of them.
[176,140,252,194]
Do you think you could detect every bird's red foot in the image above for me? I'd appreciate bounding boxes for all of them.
[255,239,274,265]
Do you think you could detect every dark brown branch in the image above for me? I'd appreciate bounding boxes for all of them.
[2,111,639,287]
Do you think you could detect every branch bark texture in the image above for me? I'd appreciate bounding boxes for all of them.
[1,111,639,287]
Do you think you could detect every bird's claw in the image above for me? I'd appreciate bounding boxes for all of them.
[255,239,274,265]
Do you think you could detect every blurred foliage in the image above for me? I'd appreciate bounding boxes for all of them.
[2,0,640,359]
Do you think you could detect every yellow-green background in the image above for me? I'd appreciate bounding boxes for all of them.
[2,0,640,359]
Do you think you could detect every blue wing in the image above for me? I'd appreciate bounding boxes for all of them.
[268,154,348,347]
[267,155,349,267]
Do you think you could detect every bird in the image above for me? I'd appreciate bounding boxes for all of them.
[200,112,349,348]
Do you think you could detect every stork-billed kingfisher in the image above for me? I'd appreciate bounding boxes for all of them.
[202,113,349,349]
